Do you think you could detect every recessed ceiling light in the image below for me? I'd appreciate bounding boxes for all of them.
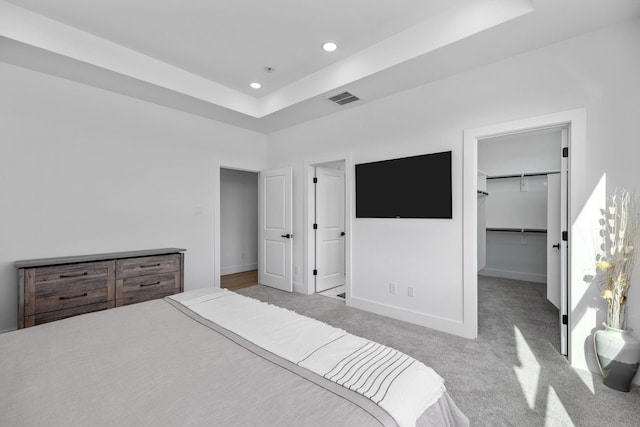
[322,42,337,52]
[250,82,262,89]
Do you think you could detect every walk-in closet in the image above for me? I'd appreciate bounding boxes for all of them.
[477,127,565,317]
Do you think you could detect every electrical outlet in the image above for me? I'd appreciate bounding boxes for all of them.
[408,287,414,297]
[389,283,397,295]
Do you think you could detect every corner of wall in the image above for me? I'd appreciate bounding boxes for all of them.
[293,281,312,295]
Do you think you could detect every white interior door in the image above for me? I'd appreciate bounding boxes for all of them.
[560,130,569,356]
[258,167,293,292]
[315,166,345,292]
[547,173,561,309]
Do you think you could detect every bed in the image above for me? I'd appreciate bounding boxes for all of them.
[0,288,468,426]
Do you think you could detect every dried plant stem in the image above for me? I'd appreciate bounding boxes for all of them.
[599,189,640,329]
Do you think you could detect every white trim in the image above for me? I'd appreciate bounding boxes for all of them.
[463,108,586,362]
[213,162,221,288]
[348,296,465,337]
[303,153,353,297]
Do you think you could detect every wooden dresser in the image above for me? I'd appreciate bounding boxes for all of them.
[15,248,185,329]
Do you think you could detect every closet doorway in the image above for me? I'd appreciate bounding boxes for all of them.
[477,126,569,354]
[220,168,259,291]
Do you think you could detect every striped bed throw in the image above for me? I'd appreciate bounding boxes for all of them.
[320,340,416,404]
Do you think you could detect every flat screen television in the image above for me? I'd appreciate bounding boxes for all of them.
[355,151,452,219]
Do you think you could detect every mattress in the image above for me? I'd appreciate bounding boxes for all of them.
[0,288,468,427]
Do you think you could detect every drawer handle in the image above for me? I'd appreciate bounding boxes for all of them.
[140,264,161,268]
[59,292,88,300]
[59,272,88,278]
[139,281,161,288]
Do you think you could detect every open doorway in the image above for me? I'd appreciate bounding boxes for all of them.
[312,161,346,301]
[477,127,568,353]
[464,108,586,364]
[220,168,259,291]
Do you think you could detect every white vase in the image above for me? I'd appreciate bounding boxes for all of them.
[594,324,640,392]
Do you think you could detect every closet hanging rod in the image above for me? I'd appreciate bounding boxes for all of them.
[486,227,547,234]
[487,170,560,180]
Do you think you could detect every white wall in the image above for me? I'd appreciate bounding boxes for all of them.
[220,168,258,275]
[478,130,562,177]
[0,63,267,332]
[483,231,548,283]
[481,175,549,283]
[266,19,640,378]
[485,176,549,230]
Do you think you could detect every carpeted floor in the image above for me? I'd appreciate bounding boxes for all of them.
[237,276,640,426]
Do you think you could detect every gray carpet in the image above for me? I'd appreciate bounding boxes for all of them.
[237,276,640,426]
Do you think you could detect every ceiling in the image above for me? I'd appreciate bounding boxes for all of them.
[1,0,640,133]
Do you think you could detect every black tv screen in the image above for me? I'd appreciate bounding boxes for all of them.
[355,151,452,219]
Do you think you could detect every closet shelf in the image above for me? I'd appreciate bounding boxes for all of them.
[486,227,547,234]
[487,171,560,179]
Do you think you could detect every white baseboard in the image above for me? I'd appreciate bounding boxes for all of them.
[479,268,546,284]
[347,295,468,338]
[221,263,257,276]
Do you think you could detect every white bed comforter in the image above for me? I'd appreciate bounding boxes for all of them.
[170,289,446,427]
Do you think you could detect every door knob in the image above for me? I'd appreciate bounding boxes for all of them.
[340,232,346,236]
[553,243,560,249]
[281,234,292,239]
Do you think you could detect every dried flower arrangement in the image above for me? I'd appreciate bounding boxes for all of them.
[596,189,640,329]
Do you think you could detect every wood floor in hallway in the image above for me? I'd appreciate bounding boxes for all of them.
[221,270,258,291]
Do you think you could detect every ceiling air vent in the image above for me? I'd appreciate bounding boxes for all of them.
[328,91,360,106]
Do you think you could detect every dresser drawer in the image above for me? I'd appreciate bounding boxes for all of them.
[116,254,180,279]
[26,301,115,327]
[116,272,180,306]
[24,261,115,317]
[33,261,110,286]
[34,287,112,314]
